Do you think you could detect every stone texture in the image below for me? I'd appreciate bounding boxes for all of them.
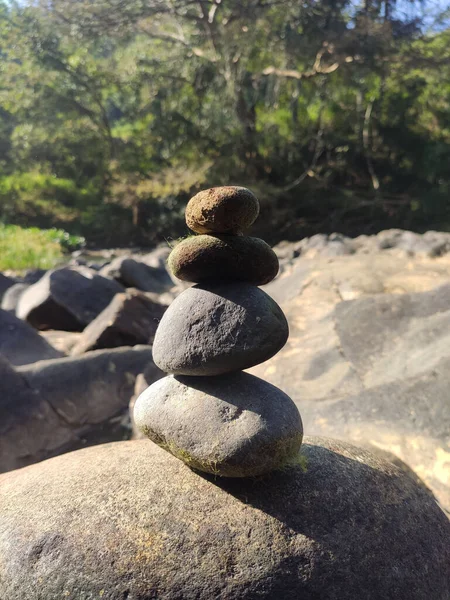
[249,252,450,513]
[100,256,173,293]
[16,266,124,331]
[0,346,155,473]
[0,308,63,366]
[153,282,288,375]
[1,283,29,314]
[71,289,167,355]
[134,372,303,477]
[129,361,166,439]
[0,273,16,301]
[0,438,449,599]
[273,229,450,267]
[168,234,279,285]
[186,186,259,234]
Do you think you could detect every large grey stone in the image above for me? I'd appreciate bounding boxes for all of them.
[100,256,173,293]
[0,308,62,366]
[0,346,156,473]
[153,283,288,375]
[17,266,124,330]
[134,372,303,477]
[251,257,450,512]
[1,283,29,314]
[0,438,448,599]
[0,273,15,301]
[71,289,167,355]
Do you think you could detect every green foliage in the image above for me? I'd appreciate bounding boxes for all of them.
[0,224,84,271]
[0,0,449,245]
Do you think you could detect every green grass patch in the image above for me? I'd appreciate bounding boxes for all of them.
[0,224,84,271]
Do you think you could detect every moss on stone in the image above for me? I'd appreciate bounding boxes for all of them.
[168,234,279,285]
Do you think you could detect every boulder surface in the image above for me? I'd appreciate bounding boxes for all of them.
[100,256,173,293]
[0,437,448,600]
[0,346,155,473]
[0,309,63,365]
[17,266,124,330]
[71,289,167,355]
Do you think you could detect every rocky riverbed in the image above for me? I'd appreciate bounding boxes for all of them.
[1,228,450,513]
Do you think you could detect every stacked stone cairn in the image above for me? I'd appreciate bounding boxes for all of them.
[134,186,303,477]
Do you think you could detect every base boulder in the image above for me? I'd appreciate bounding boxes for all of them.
[0,437,448,599]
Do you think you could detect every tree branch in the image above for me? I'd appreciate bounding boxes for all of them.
[262,47,352,80]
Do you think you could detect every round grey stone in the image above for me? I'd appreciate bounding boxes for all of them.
[152,283,289,375]
[0,438,448,599]
[134,372,303,477]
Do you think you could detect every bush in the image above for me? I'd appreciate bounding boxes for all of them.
[0,224,85,271]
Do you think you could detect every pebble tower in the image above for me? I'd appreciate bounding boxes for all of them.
[134,186,303,477]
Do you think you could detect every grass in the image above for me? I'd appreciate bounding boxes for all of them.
[0,224,84,271]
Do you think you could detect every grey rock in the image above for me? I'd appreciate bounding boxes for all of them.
[0,273,15,301]
[71,289,167,355]
[0,346,154,473]
[129,361,165,439]
[0,309,62,366]
[100,256,173,293]
[140,244,171,270]
[1,283,29,313]
[17,266,124,331]
[134,372,303,477]
[251,260,450,512]
[22,268,47,284]
[39,330,82,354]
[0,438,448,599]
[153,282,289,375]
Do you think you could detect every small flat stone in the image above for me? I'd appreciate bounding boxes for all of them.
[168,235,279,285]
[186,186,259,234]
[152,282,289,375]
[134,372,303,477]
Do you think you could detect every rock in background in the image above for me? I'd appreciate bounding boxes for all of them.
[0,309,63,365]
[71,289,167,355]
[0,346,158,473]
[2,231,450,509]
[251,246,450,512]
[17,266,125,330]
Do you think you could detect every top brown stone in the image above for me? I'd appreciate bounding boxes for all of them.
[186,186,260,234]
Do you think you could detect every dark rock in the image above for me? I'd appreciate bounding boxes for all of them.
[0,346,154,473]
[0,273,15,301]
[22,268,47,284]
[168,234,279,285]
[153,282,289,375]
[0,438,448,599]
[186,186,259,234]
[134,372,303,477]
[0,309,63,366]
[71,289,167,355]
[0,283,29,313]
[16,266,124,331]
[100,256,173,293]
